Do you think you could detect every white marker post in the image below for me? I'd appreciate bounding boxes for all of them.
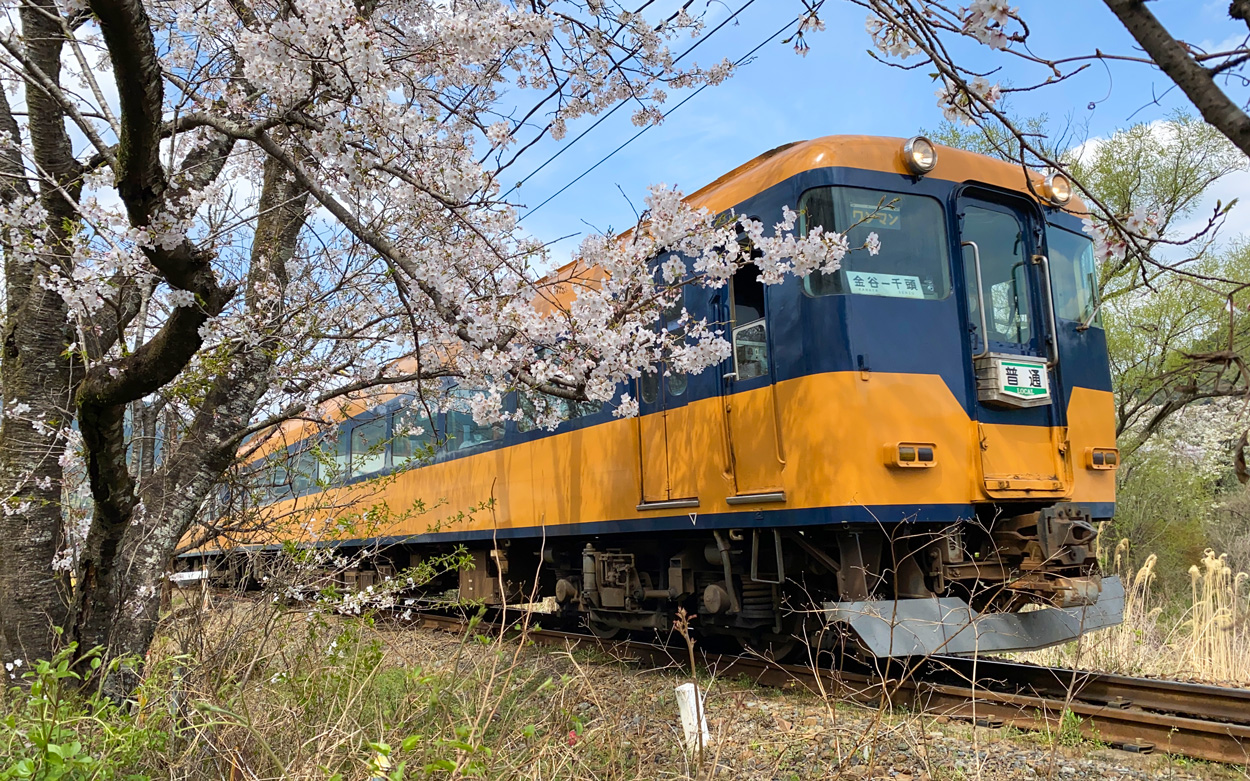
[674,682,710,754]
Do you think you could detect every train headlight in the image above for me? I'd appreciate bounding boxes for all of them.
[902,136,938,175]
[1043,171,1073,206]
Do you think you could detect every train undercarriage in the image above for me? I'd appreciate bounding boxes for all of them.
[194,503,1124,659]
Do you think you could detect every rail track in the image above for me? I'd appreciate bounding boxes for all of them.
[193,588,1250,765]
[404,609,1250,765]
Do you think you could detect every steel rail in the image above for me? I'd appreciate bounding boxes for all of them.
[406,611,1250,765]
[924,655,1250,725]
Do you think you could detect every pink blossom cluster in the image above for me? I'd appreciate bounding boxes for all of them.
[1082,209,1160,264]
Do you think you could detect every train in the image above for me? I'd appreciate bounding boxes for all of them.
[186,134,1125,659]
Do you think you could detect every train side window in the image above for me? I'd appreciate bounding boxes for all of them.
[392,406,435,465]
[255,459,288,504]
[445,388,504,450]
[517,391,602,432]
[799,187,950,300]
[350,417,387,476]
[639,371,659,404]
[291,448,318,494]
[331,432,350,483]
[1047,225,1102,326]
[667,366,688,396]
[660,291,682,325]
[640,289,689,400]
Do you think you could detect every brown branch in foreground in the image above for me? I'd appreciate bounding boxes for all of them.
[1103,0,1250,159]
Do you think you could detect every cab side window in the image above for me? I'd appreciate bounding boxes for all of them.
[729,265,768,381]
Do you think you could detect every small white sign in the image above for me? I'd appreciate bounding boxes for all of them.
[675,682,711,753]
[169,569,210,584]
[844,271,925,299]
[998,359,1050,401]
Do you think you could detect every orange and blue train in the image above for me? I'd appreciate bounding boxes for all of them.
[191,135,1124,658]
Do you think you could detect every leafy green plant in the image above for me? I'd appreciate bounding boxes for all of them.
[0,643,158,781]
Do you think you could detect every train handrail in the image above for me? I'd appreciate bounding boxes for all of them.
[962,241,990,360]
[1032,253,1060,370]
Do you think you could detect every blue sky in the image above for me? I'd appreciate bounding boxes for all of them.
[511,1,1247,263]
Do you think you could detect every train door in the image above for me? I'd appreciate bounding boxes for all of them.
[637,293,699,506]
[956,190,1071,498]
[637,369,668,504]
[721,265,785,500]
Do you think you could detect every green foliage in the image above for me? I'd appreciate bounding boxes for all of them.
[1109,444,1221,600]
[1069,110,1244,240]
[923,112,1071,167]
[0,645,157,781]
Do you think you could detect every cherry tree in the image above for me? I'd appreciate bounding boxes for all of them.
[0,0,868,686]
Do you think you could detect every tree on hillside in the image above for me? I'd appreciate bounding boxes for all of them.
[0,0,857,688]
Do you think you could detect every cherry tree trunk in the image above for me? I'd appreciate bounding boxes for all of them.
[0,0,80,669]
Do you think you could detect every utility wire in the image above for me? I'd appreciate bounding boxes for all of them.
[519,10,802,224]
[503,0,759,203]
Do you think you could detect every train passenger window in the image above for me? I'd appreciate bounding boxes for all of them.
[331,433,350,483]
[392,406,435,465]
[638,364,686,401]
[445,388,504,450]
[350,417,387,476]
[798,187,950,299]
[730,266,768,380]
[667,366,688,396]
[516,392,603,432]
[291,448,318,493]
[1047,226,1102,326]
[660,289,685,329]
[260,462,288,503]
[639,371,659,404]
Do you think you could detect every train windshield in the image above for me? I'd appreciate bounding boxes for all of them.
[1047,225,1102,327]
[799,186,950,300]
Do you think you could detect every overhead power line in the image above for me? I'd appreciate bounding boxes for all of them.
[518,4,804,223]
[504,0,759,203]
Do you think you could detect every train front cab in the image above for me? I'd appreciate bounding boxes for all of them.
[667,138,1125,657]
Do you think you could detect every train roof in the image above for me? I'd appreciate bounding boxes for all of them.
[684,134,1085,214]
[535,134,1086,309]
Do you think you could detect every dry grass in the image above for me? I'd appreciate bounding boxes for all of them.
[6,585,1245,779]
[1023,542,1250,685]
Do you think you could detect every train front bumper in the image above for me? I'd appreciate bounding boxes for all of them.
[822,575,1125,658]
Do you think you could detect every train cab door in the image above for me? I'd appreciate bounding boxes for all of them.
[956,189,1071,499]
[720,265,785,501]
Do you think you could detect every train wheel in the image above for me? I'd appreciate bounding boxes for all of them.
[743,632,800,663]
[695,631,744,655]
[587,618,623,640]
